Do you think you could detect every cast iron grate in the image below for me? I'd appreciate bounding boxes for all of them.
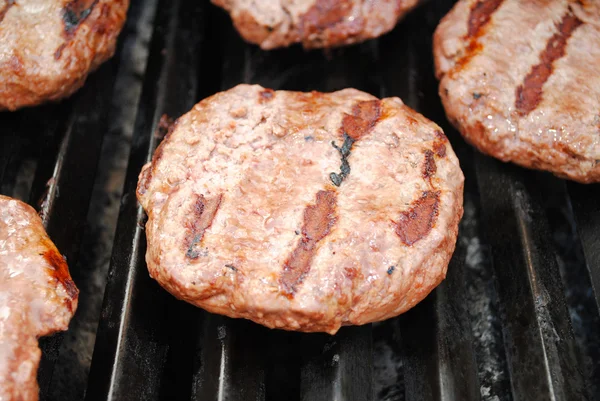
[0,0,598,400]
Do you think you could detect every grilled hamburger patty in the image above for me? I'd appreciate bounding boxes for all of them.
[0,0,129,111]
[211,0,420,49]
[434,0,600,183]
[137,85,464,334]
[0,195,78,401]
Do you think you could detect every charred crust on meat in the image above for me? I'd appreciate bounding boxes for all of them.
[342,100,382,141]
[42,248,79,300]
[259,89,275,102]
[0,0,15,24]
[422,150,437,179]
[280,190,337,297]
[393,191,440,246]
[330,133,355,187]
[432,131,447,158]
[63,0,99,36]
[433,142,447,158]
[448,0,504,77]
[515,11,583,116]
[300,0,353,40]
[330,100,382,186]
[387,266,395,275]
[185,194,223,259]
[467,0,505,38]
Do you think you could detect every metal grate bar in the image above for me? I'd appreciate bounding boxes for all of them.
[192,316,268,401]
[84,0,203,399]
[378,2,482,399]
[397,245,479,401]
[475,154,586,401]
[567,183,600,312]
[23,2,136,395]
[300,325,373,401]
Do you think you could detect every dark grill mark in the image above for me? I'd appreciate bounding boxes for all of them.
[259,89,274,102]
[63,0,99,35]
[43,247,79,300]
[185,194,223,259]
[300,0,352,33]
[393,191,440,246]
[0,0,15,24]
[467,0,505,38]
[280,190,337,296]
[330,134,355,186]
[515,11,583,116]
[423,150,437,179]
[448,0,504,77]
[342,100,382,141]
[329,100,382,187]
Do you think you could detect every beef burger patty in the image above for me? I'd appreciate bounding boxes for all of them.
[0,195,78,401]
[211,0,421,50]
[137,84,464,334]
[0,0,129,111]
[434,0,600,183]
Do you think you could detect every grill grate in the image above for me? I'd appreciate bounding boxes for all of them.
[0,0,599,400]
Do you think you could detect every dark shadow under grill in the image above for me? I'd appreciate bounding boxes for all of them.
[1,0,599,400]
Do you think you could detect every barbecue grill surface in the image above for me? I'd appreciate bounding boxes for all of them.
[1,0,599,400]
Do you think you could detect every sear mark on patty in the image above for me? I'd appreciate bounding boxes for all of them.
[342,100,382,141]
[0,0,15,24]
[63,0,99,35]
[330,100,382,186]
[422,149,437,179]
[300,0,353,34]
[42,246,79,301]
[185,194,223,259]
[330,133,355,186]
[448,0,504,77]
[393,191,440,246]
[280,190,337,297]
[467,0,505,38]
[515,10,583,116]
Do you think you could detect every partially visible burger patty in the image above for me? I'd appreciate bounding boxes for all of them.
[137,84,464,334]
[0,0,129,111]
[0,195,78,401]
[434,0,600,183]
[211,0,421,49]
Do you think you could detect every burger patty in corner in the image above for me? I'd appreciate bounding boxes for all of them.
[434,0,600,183]
[0,195,78,401]
[0,0,129,111]
[211,0,421,49]
[137,84,464,334]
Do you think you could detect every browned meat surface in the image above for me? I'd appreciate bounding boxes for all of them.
[211,0,421,49]
[434,0,600,183]
[0,195,78,401]
[137,84,464,334]
[0,0,129,111]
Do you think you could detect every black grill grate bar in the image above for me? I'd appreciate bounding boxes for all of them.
[299,325,373,401]
[192,316,268,401]
[84,0,203,399]
[475,154,587,401]
[567,183,600,312]
[380,2,482,399]
[25,1,136,395]
[433,243,482,400]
